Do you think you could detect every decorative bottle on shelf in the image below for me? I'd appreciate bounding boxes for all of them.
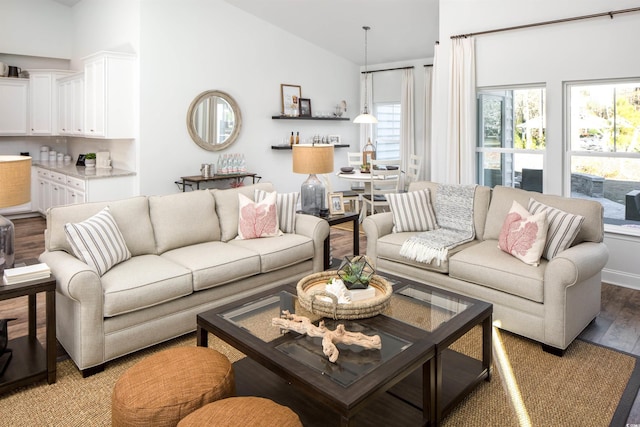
[295,132,300,144]
[362,138,376,170]
[290,132,295,147]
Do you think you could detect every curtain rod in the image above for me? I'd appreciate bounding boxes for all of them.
[450,7,640,39]
[361,65,414,74]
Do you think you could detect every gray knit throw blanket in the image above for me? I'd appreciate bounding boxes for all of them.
[400,183,477,265]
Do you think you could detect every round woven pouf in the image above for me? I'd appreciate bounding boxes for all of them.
[177,396,302,427]
[112,346,235,427]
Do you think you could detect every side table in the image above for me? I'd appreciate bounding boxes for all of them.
[323,212,360,270]
[0,259,56,394]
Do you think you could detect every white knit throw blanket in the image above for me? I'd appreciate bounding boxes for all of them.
[400,183,477,265]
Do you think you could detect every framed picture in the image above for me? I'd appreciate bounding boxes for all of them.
[281,84,302,116]
[299,98,312,117]
[328,135,341,144]
[328,193,345,215]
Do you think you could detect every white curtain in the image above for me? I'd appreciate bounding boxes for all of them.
[447,37,476,184]
[400,68,414,188]
[430,42,447,182]
[358,73,374,150]
[423,64,434,181]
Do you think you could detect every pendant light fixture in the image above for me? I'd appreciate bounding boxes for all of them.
[354,26,378,124]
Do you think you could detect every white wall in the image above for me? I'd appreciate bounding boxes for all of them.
[0,0,72,59]
[436,0,640,289]
[138,0,359,195]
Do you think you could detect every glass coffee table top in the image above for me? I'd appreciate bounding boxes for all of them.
[219,290,413,387]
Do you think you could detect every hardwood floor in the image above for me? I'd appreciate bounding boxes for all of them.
[2,216,639,421]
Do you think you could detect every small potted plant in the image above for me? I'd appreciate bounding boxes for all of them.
[85,153,96,168]
[337,256,374,290]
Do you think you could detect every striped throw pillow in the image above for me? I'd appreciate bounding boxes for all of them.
[387,189,438,233]
[528,198,585,260]
[64,207,131,276]
[255,189,299,234]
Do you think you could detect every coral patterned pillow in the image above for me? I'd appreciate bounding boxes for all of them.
[237,192,282,239]
[498,201,548,266]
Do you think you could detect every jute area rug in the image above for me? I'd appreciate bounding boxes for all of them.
[1,328,638,427]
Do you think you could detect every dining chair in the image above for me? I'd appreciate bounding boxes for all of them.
[360,159,401,221]
[403,154,422,191]
[340,152,364,212]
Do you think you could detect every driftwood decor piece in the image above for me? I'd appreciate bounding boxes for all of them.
[272,311,382,363]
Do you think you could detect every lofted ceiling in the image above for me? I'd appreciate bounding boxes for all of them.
[49,0,439,65]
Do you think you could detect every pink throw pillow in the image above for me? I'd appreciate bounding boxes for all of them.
[498,200,548,266]
[237,192,281,239]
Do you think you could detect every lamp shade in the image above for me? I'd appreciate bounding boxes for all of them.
[0,156,31,208]
[292,144,334,175]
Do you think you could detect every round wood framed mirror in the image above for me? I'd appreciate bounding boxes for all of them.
[187,90,242,151]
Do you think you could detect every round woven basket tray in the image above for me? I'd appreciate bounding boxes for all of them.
[296,271,393,320]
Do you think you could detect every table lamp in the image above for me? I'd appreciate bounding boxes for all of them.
[292,144,334,216]
[0,155,32,275]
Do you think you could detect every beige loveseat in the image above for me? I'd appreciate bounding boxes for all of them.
[363,181,608,354]
[40,183,329,375]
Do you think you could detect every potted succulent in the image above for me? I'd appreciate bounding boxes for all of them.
[337,256,374,290]
[84,153,96,168]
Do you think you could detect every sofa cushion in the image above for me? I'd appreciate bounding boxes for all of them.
[387,189,438,233]
[47,196,156,256]
[449,240,545,303]
[214,183,275,242]
[483,185,603,245]
[228,234,314,273]
[64,207,132,276]
[498,201,548,266]
[149,190,220,254]
[161,242,261,292]
[237,193,281,239]
[255,189,299,234]
[101,255,193,317]
[528,199,584,260]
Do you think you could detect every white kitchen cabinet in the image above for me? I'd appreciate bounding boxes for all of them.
[58,74,84,135]
[0,78,29,135]
[29,70,74,135]
[34,166,135,214]
[83,51,135,139]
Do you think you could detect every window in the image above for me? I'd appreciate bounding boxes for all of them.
[373,102,400,160]
[567,80,640,229]
[476,87,546,190]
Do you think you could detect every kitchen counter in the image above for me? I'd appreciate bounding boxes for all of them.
[32,161,136,179]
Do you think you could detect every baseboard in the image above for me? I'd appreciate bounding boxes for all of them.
[602,269,640,291]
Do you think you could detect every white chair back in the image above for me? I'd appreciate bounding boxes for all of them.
[404,154,422,190]
[360,159,400,220]
[347,152,363,167]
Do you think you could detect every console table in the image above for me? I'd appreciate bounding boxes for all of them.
[179,172,259,191]
[0,259,56,394]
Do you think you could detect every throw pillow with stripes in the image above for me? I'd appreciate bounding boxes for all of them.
[255,189,299,234]
[64,207,131,276]
[387,189,438,233]
[528,198,585,260]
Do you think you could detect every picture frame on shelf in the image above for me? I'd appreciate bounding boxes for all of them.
[299,98,312,117]
[281,84,302,116]
[328,135,341,144]
[328,193,345,215]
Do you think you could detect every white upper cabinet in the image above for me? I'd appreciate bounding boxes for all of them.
[58,74,84,135]
[29,70,74,135]
[83,51,135,139]
[0,77,29,135]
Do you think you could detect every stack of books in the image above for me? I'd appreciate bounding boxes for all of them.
[2,263,51,285]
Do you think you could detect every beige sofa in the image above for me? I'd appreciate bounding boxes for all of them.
[40,183,329,376]
[363,181,608,354]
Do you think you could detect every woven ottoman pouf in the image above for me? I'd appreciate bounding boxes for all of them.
[177,396,303,427]
[112,346,235,427]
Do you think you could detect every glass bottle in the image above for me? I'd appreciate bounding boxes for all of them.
[290,132,295,147]
[295,132,300,145]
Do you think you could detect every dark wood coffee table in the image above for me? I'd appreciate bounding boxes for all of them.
[197,274,492,426]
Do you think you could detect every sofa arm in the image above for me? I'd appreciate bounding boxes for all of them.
[543,242,609,349]
[39,250,103,304]
[294,213,330,272]
[363,212,394,261]
[544,242,609,288]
